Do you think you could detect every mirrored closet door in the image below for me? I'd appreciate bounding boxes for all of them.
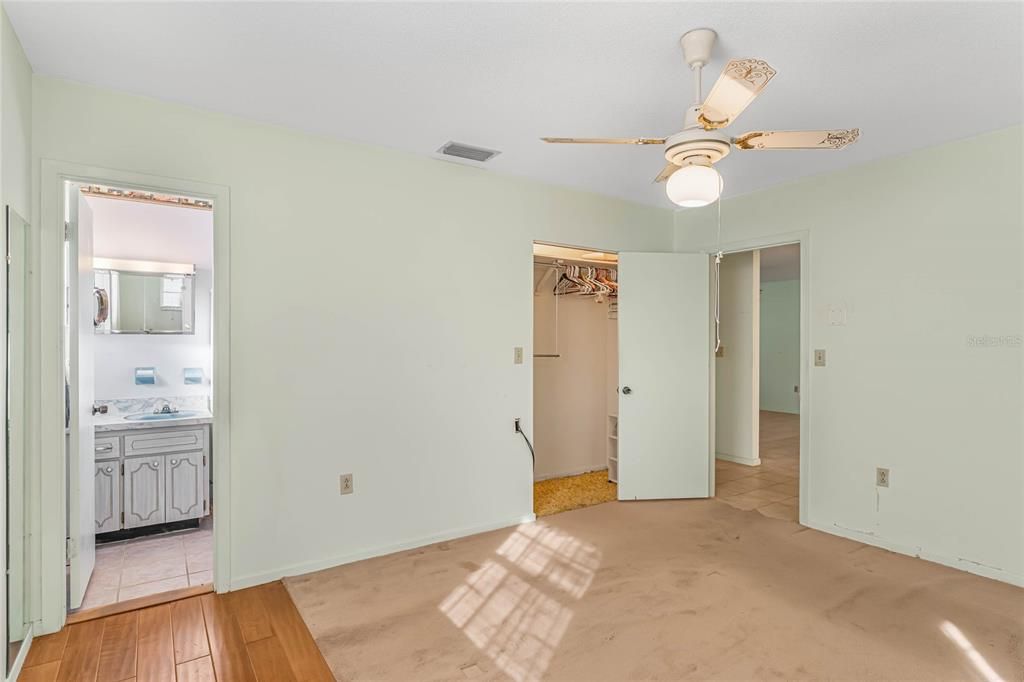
[6,206,29,674]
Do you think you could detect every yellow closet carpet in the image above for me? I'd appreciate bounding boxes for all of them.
[534,469,617,517]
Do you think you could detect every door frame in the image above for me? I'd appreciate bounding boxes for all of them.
[36,160,231,634]
[529,239,623,497]
[710,230,810,524]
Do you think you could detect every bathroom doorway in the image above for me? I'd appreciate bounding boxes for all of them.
[35,162,230,633]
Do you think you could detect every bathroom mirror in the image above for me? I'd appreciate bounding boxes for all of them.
[94,264,196,334]
[6,207,29,674]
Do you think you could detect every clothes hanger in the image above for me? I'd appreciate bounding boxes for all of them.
[577,267,592,294]
[579,266,596,295]
[569,265,586,293]
[586,267,607,295]
[554,263,577,295]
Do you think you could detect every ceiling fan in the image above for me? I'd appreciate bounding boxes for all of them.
[542,28,860,207]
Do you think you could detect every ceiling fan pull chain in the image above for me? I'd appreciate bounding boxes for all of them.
[713,196,724,354]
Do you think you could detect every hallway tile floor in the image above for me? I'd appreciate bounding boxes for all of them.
[716,411,800,521]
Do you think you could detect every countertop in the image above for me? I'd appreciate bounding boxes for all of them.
[94,412,213,433]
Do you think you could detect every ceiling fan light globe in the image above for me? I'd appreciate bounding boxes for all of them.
[666,164,723,207]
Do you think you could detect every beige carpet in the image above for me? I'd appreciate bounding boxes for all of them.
[284,500,1024,681]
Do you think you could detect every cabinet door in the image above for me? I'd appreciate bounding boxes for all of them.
[123,457,165,528]
[165,452,205,522]
[94,461,121,533]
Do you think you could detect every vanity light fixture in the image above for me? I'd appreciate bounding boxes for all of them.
[80,184,213,210]
[93,257,194,275]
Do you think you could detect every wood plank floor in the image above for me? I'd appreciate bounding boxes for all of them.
[20,582,334,682]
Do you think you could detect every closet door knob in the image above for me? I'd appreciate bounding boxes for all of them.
[622,386,632,395]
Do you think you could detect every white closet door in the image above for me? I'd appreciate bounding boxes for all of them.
[617,252,711,500]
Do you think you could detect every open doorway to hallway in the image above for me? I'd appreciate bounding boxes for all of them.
[714,244,801,521]
[532,242,619,517]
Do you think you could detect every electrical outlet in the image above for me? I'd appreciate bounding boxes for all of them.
[513,347,524,364]
[876,467,889,488]
[715,345,725,358]
[339,473,354,495]
[814,349,827,367]
[794,385,800,393]
[514,417,522,433]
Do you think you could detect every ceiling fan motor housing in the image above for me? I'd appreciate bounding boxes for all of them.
[664,128,731,166]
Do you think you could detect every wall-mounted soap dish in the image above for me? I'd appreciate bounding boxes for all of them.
[184,367,204,385]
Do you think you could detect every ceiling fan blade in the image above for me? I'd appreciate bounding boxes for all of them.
[654,162,681,183]
[733,129,861,150]
[541,137,666,145]
[698,58,776,130]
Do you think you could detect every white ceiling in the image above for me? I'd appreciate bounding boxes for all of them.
[8,2,1022,208]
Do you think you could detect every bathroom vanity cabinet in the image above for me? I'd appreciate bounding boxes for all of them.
[94,423,211,532]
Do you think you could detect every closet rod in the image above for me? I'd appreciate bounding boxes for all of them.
[533,260,618,268]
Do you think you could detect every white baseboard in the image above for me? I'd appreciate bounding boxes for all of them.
[228,512,537,591]
[716,452,761,466]
[805,520,1024,588]
[533,465,607,482]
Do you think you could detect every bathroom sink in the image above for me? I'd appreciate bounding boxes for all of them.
[123,410,203,421]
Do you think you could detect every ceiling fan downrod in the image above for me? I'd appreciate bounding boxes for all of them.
[680,28,717,109]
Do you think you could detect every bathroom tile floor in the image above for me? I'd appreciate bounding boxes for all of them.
[79,518,213,611]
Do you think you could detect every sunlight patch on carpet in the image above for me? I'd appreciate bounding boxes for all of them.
[439,522,602,682]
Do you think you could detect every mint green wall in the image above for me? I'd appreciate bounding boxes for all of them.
[29,75,673,601]
[2,6,31,216]
[675,125,1023,585]
[759,279,799,414]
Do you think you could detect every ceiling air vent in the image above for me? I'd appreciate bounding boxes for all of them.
[437,141,501,163]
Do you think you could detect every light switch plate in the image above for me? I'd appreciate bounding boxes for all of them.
[514,347,524,364]
[340,473,353,495]
[828,305,847,327]
[814,349,826,367]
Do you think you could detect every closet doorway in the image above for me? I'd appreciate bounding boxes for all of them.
[532,242,619,516]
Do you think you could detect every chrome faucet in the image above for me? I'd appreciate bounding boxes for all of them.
[154,402,178,415]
